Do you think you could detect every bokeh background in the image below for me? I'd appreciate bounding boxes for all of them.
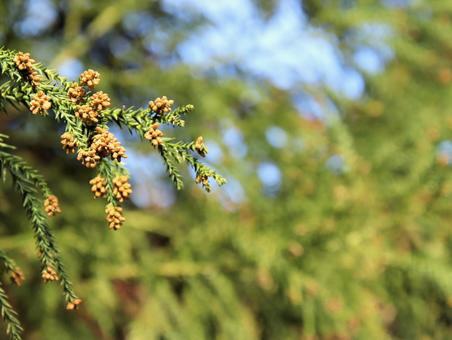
[0,0,451,339]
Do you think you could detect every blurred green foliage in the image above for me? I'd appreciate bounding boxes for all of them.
[0,0,451,339]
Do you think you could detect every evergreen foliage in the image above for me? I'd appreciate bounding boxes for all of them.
[0,46,224,339]
[0,1,450,339]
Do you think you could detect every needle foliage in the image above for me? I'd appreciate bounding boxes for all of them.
[0,1,451,339]
[0,46,224,339]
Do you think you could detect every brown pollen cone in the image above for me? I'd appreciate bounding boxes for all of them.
[42,266,59,282]
[14,51,41,85]
[68,83,85,103]
[60,132,77,154]
[196,174,211,192]
[105,204,125,230]
[14,52,35,71]
[144,123,164,147]
[44,195,61,216]
[90,91,111,111]
[148,96,174,115]
[30,91,51,115]
[77,149,101,168]
[75,104,98,125]
[66,298,82,310]
[79,69,100,88]
[194,136,208,157]
[91,127,126,161]
[89,176,107,198]
[10,268,25,286]
[113,176,132,202]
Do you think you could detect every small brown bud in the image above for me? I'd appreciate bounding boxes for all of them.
[195,173,211,192]
[14,52,40,85]
[105,204,125,230]
[75,104,98,125]
[14,52,35,71]
[28,70,41,86]
[90,127,127,161]
[194,136,208,157]
[89,176,107,199]
[30,91,51,115]
[77,149,100,168]
[90,91,111,111]
[79,69,100,88]
[148,96,174,115]
[44,195,61,216]
[144,123,164,147]
[60,132,77,154]
[42,266,59,282]
[66,298,82,310]
[68,83,85,103]
[113,176,132,202]
[10,268,25,286]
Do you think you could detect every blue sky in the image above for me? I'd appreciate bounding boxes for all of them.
[164,0,368,99]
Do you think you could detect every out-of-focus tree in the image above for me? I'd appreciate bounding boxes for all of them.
[0,0,450,339]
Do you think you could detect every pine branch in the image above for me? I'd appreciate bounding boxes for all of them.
[0,150,78,304]
[0,252,17,274]
[0,46,226,339]
[0,283,22,340]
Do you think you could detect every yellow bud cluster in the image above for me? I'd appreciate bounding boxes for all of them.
[194,136,208,157]
[79,69,100,88]
[149,96,174,114]
[67,83,85,103]
[91,127,127,161]
[113,176,132,202]
[60,132,77,154]
[10,268,25,286]
[195,174,211,192]
[14,51,41,85]
[73,70,110,126]
[89,176,107,198]
[77,149,101,168]
[30,91,51,115]
[144,123,164,147]
[105,204,125,230]
[90,91,111,111]
[76,128,127,168]
[44,195,61,216]
[75,104,98,125]
[14,52,35,71]
[42,266,59,282]
[66,298,82,310]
